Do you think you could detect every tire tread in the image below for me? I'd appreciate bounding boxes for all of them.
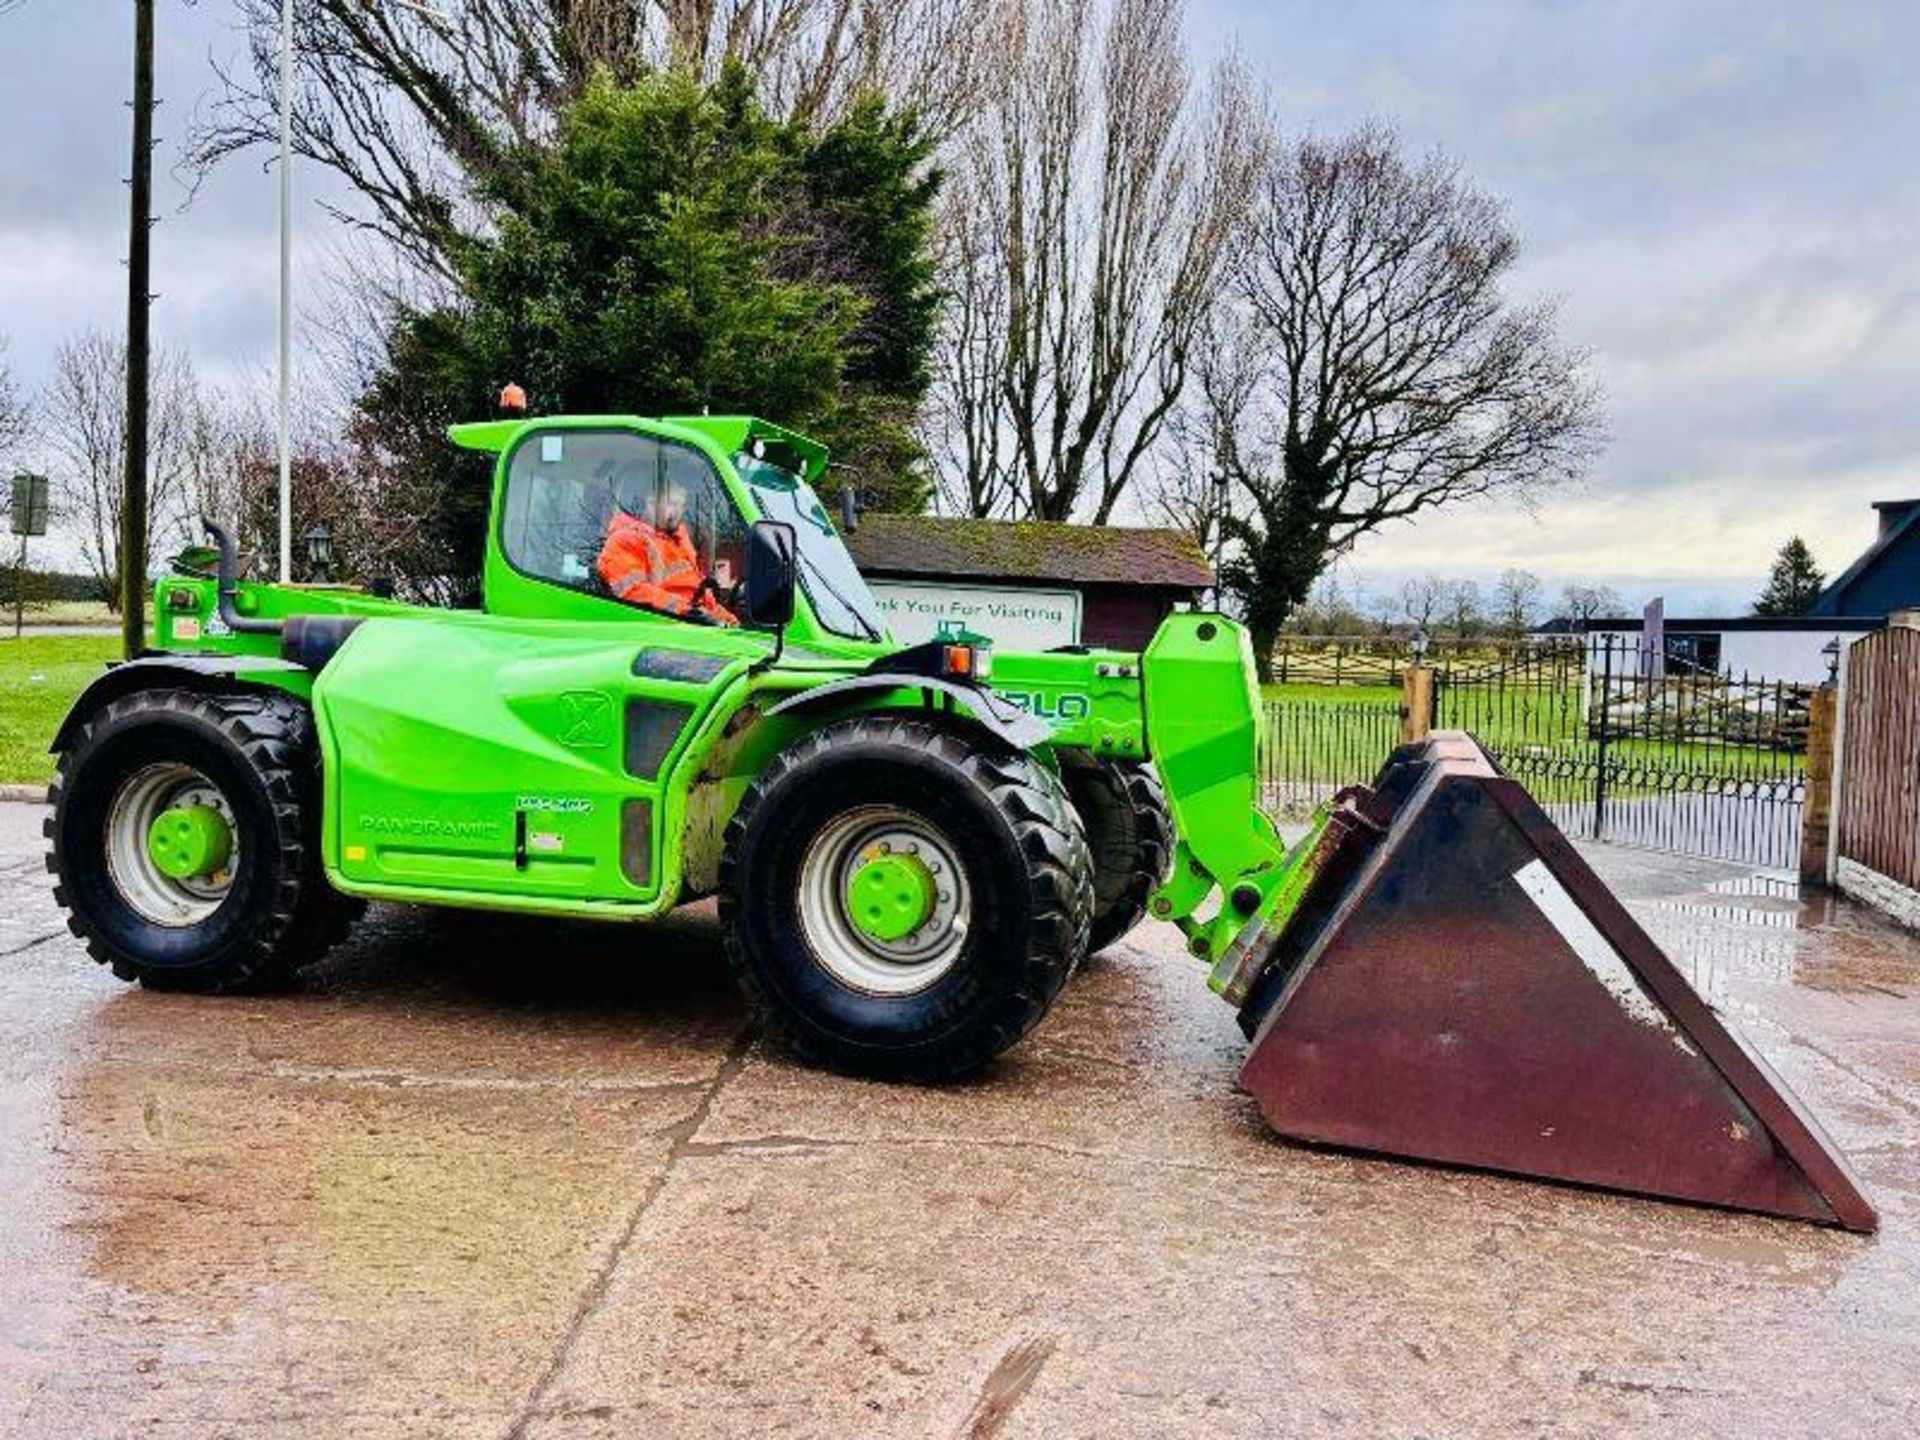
[718,714,1093,1080]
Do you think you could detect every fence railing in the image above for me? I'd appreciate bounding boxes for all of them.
[1257,696,1404,820]
[1269,635,1581,688]
[1252,636,1812,871]
[1439,636,1809,870]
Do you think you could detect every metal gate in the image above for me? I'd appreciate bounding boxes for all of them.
[1435,637,1808,871]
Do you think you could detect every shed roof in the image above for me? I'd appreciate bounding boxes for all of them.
[845,514,1213,589]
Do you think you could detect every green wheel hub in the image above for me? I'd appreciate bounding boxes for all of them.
[845,852,937,943]
[146,803,233,881]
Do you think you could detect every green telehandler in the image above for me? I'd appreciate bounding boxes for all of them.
[44,410,1875,1231]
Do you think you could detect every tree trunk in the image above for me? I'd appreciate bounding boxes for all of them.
[1249,624,1278,685]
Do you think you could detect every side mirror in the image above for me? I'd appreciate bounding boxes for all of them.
[742,520,797,630]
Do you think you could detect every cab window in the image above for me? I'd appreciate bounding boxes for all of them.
[500,430,745,622]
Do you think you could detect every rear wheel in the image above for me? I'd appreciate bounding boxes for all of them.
[1062,755,1173,954]
[47,688,359,993]
[720,714,1093,1082]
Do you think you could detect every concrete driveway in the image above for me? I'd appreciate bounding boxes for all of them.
[1,800,1916,1436]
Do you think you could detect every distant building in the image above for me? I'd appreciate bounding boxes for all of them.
[1582,615,1877,683]
[845,514,1213,651]
[1807,499,1920,618]
[1583,496,1920,682]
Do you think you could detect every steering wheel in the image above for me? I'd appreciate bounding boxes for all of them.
[680,575,739,626]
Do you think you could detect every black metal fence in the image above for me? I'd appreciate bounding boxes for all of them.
[1258,696,1404,821]
[1437,636,1809,870]
[1255,636,1811,870]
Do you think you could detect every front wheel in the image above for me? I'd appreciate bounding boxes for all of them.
[1062,756,1173,955]
[719,715,1093,1082]
[47,688,357,992]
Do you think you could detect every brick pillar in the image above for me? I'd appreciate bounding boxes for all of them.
[1800,685,1837,888]
[1401,665,1434,746]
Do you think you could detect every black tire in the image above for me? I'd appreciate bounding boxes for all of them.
[46,687,359,993]
[719,714,1093,1082]
[1062,755,1173,954]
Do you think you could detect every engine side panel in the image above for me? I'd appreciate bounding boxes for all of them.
[311,619,754,916]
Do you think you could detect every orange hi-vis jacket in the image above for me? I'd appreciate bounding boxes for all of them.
[596,512,738,623]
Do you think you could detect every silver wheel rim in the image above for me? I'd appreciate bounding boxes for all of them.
[103,762,239,927]
[797,805,971,996]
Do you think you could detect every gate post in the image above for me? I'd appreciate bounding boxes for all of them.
[1800,685,1837,888]
[1400,664,1434,745]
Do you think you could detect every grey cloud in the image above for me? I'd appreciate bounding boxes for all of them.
[1192,0,1920,595]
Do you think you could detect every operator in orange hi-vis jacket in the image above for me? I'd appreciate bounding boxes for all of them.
[595,464,739,624]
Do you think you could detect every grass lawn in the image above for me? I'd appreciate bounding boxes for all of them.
[1262,680,1402,707]
[0,634,120,785]
[17,601,117,628]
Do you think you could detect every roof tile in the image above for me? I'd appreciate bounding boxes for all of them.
[845,514,1213,588]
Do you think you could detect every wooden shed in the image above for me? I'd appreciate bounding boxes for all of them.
[845,514,1214,652]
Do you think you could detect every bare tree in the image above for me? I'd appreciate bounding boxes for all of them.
[191,1,998,280]
[1200,124,1602,677]
[44,331,198,607]
[1560,582,1624,626]
[1443,577,1482,642]
[929,0,1260,522]
[1493,567,1543,638]
[1282,567,1373,637]
[0,334,27,476]
[181,373,457,595]
[0,335,29,543]
[1141,385,1233,559]
[1398,573,1447,630]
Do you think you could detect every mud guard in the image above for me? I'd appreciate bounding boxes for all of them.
[767,673,1052,749]
[49,653,312,753]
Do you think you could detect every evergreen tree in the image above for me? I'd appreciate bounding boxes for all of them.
[1753,536,1826,616]
[356,69,939,588]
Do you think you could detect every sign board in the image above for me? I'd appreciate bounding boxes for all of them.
[10,473,49,537]
[869,580,1082,650]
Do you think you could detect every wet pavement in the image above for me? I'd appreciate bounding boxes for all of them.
[1,800,1917,1437]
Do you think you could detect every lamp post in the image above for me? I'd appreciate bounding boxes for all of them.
[276,0,292,583]
[1210,467,1229,608]
[1822,635,1841,687]
[1410,627,1431,665]
[303,521,335,583]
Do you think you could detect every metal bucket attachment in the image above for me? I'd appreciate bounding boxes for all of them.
[1237,732,1877,1232]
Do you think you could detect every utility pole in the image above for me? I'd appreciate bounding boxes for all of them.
[276,0,293,583]
[121,0,154,659]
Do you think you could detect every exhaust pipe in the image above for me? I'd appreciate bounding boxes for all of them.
[200,516,282,635]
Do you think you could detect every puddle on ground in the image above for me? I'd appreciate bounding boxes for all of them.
[1620,867,1920,1006]
[1638,870,1919,1000]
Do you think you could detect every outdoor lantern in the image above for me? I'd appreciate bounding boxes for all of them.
[304,522,335,583]
[1411,627,1431,663]
[1822,635,1842,684]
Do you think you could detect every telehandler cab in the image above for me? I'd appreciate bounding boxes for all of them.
[45,411,1875,1231]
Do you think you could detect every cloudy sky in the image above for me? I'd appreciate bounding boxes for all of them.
[2,1,1916,614]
